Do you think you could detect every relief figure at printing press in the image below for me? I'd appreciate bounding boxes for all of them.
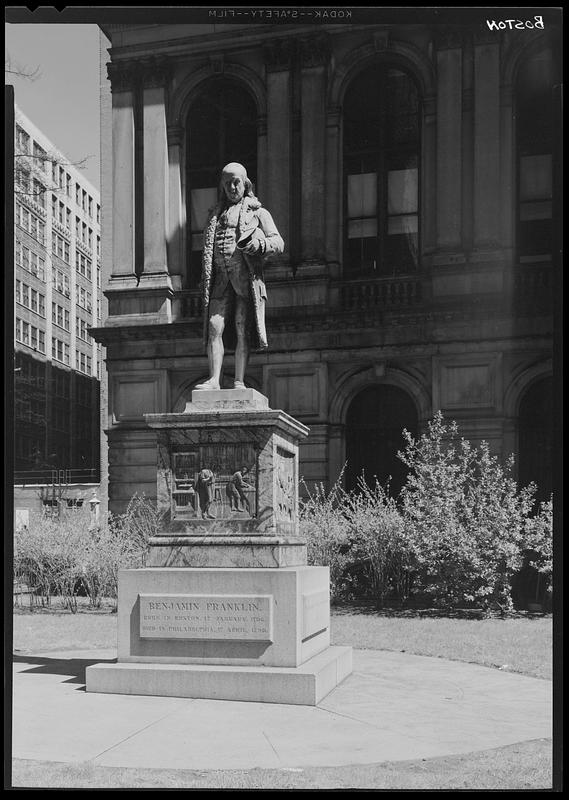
[226,466,253,515]
[195,162,284,391]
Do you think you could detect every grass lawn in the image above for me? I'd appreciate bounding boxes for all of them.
[10,603,554,789]
[12,602,552,680]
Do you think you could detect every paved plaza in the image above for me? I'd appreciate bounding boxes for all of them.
[12,647,551,771]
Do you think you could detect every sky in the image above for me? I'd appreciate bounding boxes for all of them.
[5,23,103,190]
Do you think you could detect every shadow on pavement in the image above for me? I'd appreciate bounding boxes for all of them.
[12,654,116,687]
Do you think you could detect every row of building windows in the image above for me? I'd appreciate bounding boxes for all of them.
[77,317,92,342]
[75,218,95,250]
[51,162,73,198]
[188,51,554,278]
[52,337,70,365]
[50,338,95,375]
[76,351,93,374]
[15,317,46,353]
[16,125,100,223]
[52,303,70,331]
[16,280,46,317]
[76,252,92,280]
[52,232,70,263]
[52,196,72,229]
[74,184,99,223]
[15,169,46,209]
[76,285,92,312]
[16,241,46,280]
[52,267,71,297]
[16,203,45,246]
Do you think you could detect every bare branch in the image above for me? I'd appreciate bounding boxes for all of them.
[5,54,41,82]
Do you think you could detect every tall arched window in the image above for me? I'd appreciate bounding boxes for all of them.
[518,376,553,502]
[345,384,418,496]
[343,64,420,278]
[515,50,553,262]
[186,78,257,288]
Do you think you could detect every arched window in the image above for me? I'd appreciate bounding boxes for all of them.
[186,78,257,289]
[343,65,420,278]
[515,50,553,262]
[345,384,418,496]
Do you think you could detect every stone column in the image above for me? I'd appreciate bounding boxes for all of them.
[139,57,172,289]
[256,114,268,202]
[325,106,341,278]
[166,124,184,290]
[263,40,293,266]
[299,34,329,267]
[435,31,463,252]
[473,34,501,250]
[421,95,437,257]
[107,61,137,288]
[461,36,474,253]
[500,83,515,252]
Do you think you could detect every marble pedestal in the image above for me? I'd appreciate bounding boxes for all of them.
[86,390,352,705]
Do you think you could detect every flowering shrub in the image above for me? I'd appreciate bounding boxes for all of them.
[398,412,540,612]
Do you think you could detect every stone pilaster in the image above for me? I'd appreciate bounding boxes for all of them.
[436,39,463,251]
[140,57,172,289]
[500,83,515,252]
[299,33,330,267]
[473,38,501,250]
[263,39,293,266]
[107,61,137,288]
[256,114,268,203]
[422,95,437,256]
[325,106,342,276]
[166,124,184,289]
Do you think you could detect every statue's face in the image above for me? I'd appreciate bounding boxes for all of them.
[222,173,245,204]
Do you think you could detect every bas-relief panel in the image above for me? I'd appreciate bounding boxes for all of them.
[443,364,494,407]
[434,355,501,412]
[112,375,161,421]
[275,445,296,526]
[169,443,259,521]
[269,369,322,416]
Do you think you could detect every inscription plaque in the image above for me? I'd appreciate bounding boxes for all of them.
[139,594,273,641]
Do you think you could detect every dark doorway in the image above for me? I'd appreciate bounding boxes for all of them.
[518,376,553,502]
[345,384,418,496]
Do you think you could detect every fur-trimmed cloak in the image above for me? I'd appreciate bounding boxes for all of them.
[201,195,284,351]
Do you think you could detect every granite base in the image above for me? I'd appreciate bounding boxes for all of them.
[86,646,352,706]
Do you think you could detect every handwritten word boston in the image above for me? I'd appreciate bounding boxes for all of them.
[139,593,273,641]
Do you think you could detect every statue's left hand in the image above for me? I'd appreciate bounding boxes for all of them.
[242,238,261,255]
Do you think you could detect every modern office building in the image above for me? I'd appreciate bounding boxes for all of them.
[13,105,102,481]
[94,19,559,514]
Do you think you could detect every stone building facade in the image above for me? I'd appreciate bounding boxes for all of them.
[94,21,559,513]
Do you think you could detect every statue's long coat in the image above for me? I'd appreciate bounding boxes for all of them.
[201,195,284,351]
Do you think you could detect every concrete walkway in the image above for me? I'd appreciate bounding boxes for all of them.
[12,648,551,770]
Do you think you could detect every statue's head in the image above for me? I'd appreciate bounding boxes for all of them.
[219,162,254,204]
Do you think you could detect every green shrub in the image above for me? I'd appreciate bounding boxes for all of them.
[341,478,413,608]
[13,493,157,612]
[300,473,351,603]
[398,412,540,612]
